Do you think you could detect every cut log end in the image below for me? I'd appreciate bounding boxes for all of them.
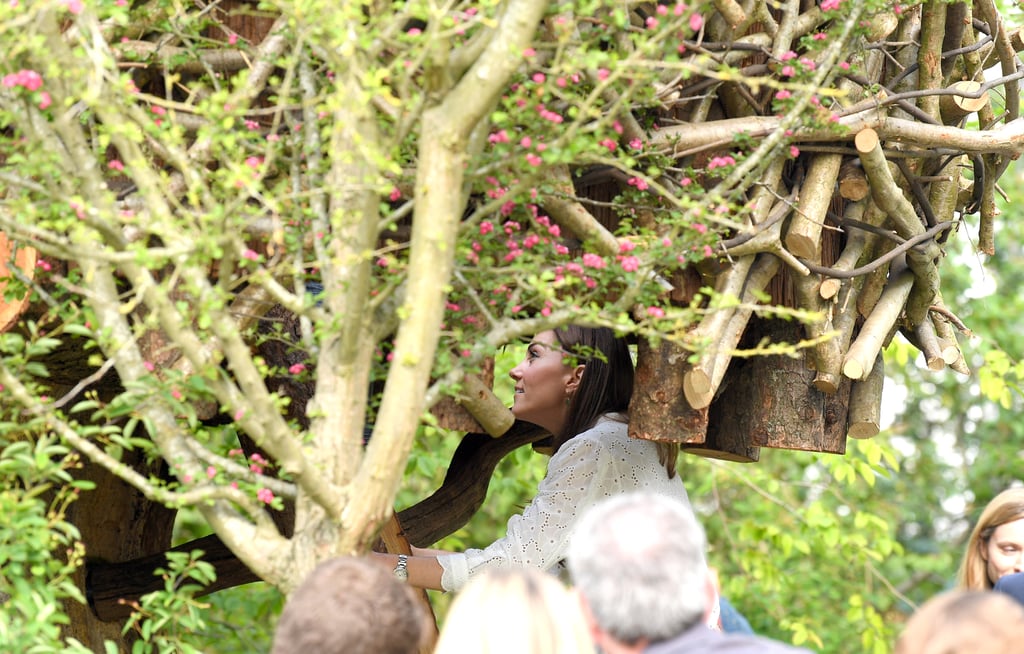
[854,128,880,154]
[819,277,842,300]
[842,358,866,380]
[813,372,839,394]
[848,422,880,439]
[683,368,714,410]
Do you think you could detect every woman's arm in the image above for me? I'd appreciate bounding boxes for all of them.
[371,551,446,591]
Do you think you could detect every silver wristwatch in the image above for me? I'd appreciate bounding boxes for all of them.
[393,554,409,581]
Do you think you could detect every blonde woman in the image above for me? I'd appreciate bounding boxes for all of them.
[957,488,1024,590]
[433,566,594,654]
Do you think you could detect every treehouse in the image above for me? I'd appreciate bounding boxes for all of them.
[1,0,1022,651]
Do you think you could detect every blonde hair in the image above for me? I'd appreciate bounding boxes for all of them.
[895,590,1024,654]
[957,488,1024,590]
[433,567,593,654]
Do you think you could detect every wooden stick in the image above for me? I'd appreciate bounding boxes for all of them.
[843,264,915,380]
[684,255,782,409]
[457,373,515,437]
[847,353,884,439]
[786,154,843,260]
[380,515,439,654]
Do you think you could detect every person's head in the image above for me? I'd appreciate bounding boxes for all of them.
[957,488,1024,590]
[894,589,1024,654]
[432,566,593,654]
[994,571,1024,608]
[271,556,426,654]
[567,492,711,650]
[509,325,633,449]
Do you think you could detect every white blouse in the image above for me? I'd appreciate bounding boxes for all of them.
[437,414,690,591]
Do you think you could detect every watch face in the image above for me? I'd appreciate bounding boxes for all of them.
[394,556,409,581]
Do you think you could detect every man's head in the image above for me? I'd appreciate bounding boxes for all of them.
[271,556,426,654]
[567,492,711,649]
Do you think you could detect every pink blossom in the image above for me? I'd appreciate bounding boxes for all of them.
[548,224,561,237]
[150,105,166,116]
[407,27,422,36]
[520,136,532,148]
[596,69,610,81]
[790,145,800,158]
[37,91,51,110]
[242,248,259,261]
[689,13,703,31]
[532,72,546,83]
[480,221,494,235]
[523,48,536,58]
[821,0,840,10]
[618,240,637,253]
[245,119,259,130]
[619,256,640,272]
[629,138,643,150]
[524,234,541,249]
[526,153,542,167]
[389,187,402,201]
[781,65,796,77]
[839,62,851,70]
[233,411,244,422]
[646,16,659,28]
[707,155,736,169]
[245,156,262,169]
[257,488,274,504]
[582,253,606,269]
[143,361,155,372]
[171,389,183,400]
[692,223,708,234]
[288,363,306,375]
[813,32,827,40]
[62,0,83,13]
[703,245,714,258]
[612,121,623,135]
[108,159,125,171]
[599,138,617,152]
[206,466,217,479]
[775,90,792,100]
[554,244,569,255]
[657,4,668,14]
[799,57,816,71]
[488,129,510,144]
[780,51,798,61]
[556,77,567,88]
[647,306,666,318]
[228,33,239,45]
[627,177,649,191]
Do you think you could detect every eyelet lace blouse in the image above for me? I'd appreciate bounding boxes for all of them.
[437,413,691,591]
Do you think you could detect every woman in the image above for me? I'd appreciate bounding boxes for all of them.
[957,487,1024,590]
[432,566,593,654]
[375,325,689,591]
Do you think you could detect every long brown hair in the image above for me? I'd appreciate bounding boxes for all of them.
[551,325,633,451]
[956,487,1024,590]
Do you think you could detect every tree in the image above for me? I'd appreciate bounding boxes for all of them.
[0,0,1022,650]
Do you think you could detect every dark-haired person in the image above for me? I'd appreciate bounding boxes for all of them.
[373,325,689,591]
[271,556,428,654]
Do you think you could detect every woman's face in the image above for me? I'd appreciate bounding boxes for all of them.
[982,517,1024,585]
[508,330,581,436]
